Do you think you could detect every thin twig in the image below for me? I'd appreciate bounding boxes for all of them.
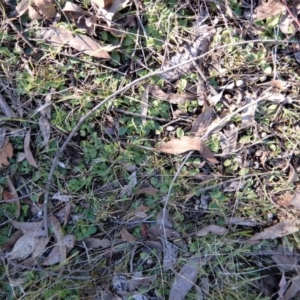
[5,19,37,52]
[113,108,168,122]
[161,151,193,240]
[43,38,294,235]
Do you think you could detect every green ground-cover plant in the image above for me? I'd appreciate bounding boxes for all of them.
[1,0,300,299]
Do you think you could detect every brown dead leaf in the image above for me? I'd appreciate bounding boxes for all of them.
[93,0,130,26]
[0,230,23,252]
[218,124,238,155]
[147,225,181,240]
[194,225,228,237]
[32,0,56,19]
[254,0,286,20]
[282,275,300,300]
[39,116,51,147]
[148,84,195,105]
[278,273,288,298]
[123,205,149,221]
[248,220,300,243]
[42,235,74,266]
[129,271,157,291]
[190,107,213,136]
[24,129,38,168]
[83,237,111,248]
[272,254,300,273]
[0,137,13,168]
[141,85,149,124]
[50,214,66,264]
[62,2,97,35]
[68,34,111,59]
[0,128,6,149]
[92,0,112,8]
[9,235,47,260]
[288,190,300,210]
[12,0,30,17]
[42,27,111,59]
[157,136,218,164]
[169,257,202,300]
[133,187,159,196]
[12,220,45,237]
[120,227,136,242]
[156,210,173,229]
[225,217,261,227]
[161,240,178,271]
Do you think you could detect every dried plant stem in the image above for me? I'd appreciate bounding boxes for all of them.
[43,38,295,236]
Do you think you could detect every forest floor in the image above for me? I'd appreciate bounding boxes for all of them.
[1,0,300,299]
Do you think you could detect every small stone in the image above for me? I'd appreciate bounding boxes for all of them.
[255,150,263,157]
[236,80,244,87]
[166,126,175,131]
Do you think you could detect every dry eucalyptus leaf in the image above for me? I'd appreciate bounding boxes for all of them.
[287,165,299,185]
[50,214,66,264]
[0,127,6,149]
[141,86,149,124]
[9,235,42,260]
[119,171,137,198]
[190,107,213,136]
[287,190,300,210]
[278,273,288,298]
[279,12,295,34]
[42,26,73,46]
[272,254,300,273]
[32,0,56,19]
[12,0,29,17]
[157,136,218,164]
[169,257,201,300]
[94,0,130,26]
[24,129,38,168]
[129,272,156,291]
[194,225,228,237]
[52,192,70,202]
[242,96,257,126]
[42,27,110,59]
[92,0,112,8]
[161,240,178,271]
[0,95,13,117]
[0,137,13,168]
[218,124,237,155]
[32,236,50,258]
[83,238,111,248]
[207,91,223,106]
[39,116,51,147]
[148,84,195,105]
[147,225,180,240]
[123,205,149,221]
[225,217,261,227]
[282,275,300,300]
[12,220,45,237]
[62,2,97,35]
[156,210,173,229]
[254,0,286,20]
[295,52,300,64]
[248,220,300,243]
[68,34,111,59]
[42,245,61,265]
[120,227,136,242]
[43,235,74,265]
[223,180,245,192]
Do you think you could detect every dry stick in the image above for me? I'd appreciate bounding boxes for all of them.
[42,38,295,235]
[161,151,193,241]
